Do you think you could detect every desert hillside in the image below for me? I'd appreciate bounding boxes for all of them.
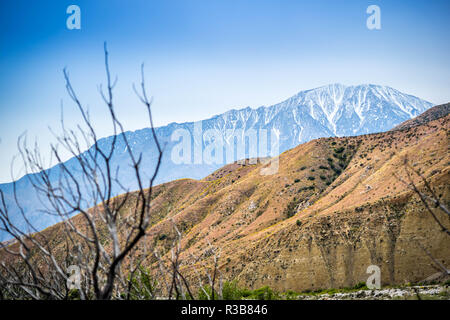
[158,112,450,292]
[2,107,449,293]
[392,102,450,131]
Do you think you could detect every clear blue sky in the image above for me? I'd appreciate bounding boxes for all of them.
[0,0,449,182]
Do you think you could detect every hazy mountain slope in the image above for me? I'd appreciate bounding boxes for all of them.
[0,84,433,241]
[3,108,448,292]
[271,83,432,136]
[392,102,450,131]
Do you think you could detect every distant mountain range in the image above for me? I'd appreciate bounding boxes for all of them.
[5,101,449,292]
[392,102,450,131]
[0,84,433,240]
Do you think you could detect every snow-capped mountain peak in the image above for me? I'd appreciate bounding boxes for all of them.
[273,83,432,136]
[0,84,433,241]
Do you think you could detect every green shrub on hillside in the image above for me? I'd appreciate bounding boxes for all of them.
[128,266,158,300]
[251,286,276,300]
[197,281,251,300]
[284,199,298,218]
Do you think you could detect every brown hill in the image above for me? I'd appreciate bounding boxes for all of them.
[2,112,450,293]
[392,102,450,131]
[162,114,450,291]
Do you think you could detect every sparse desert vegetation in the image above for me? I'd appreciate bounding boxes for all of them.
[1,103,449,300]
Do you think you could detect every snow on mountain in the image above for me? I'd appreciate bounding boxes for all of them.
[0,84,433,240]
[273,83,431,136]
[185,83,431,154]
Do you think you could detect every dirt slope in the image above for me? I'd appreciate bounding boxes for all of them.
[393,102,450,131]
[139,112,450,291]
[3,110,449,292]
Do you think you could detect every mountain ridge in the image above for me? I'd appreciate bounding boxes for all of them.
[2,105,448,292]
[0,84,433,240]
[392,102,450,131]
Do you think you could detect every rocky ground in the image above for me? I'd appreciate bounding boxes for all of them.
[296,285,450,300]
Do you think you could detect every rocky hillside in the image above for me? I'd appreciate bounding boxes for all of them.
[2,107,449,293]
[0,84,432,241]
[146,113,449,292]
[392,102,450,131]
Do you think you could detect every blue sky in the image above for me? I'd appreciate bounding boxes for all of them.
[0,0,449,182]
